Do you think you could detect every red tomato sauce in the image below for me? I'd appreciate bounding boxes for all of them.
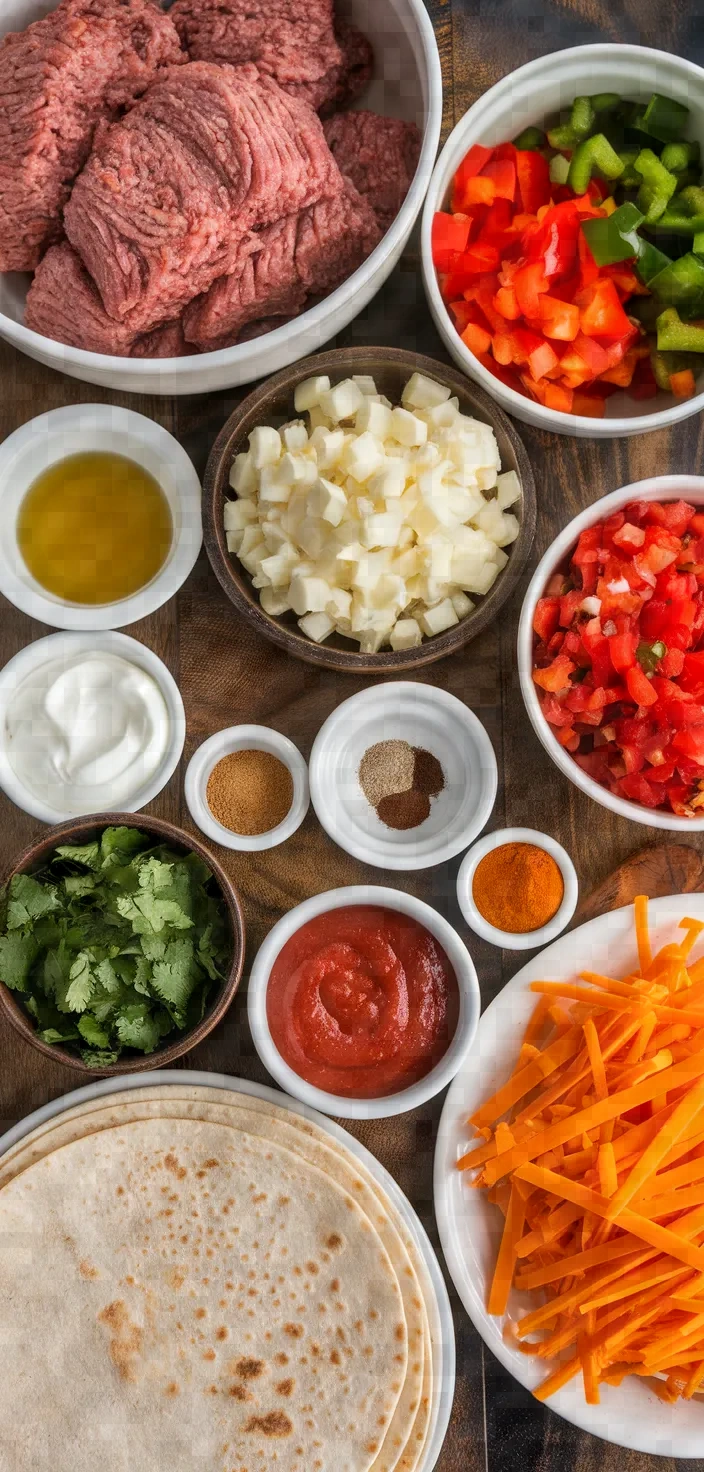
[266,905,459,1099]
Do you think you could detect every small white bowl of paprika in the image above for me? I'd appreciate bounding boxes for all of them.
[184,724,309,852]
[456,826,578,950]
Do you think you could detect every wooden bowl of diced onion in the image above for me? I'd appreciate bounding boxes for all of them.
[202,347,536,672]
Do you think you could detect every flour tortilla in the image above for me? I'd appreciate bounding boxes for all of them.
[0,1117,409,1472]
[0,1086,433,1472]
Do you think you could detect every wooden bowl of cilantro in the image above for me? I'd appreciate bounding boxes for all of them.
[0,815,245,1074]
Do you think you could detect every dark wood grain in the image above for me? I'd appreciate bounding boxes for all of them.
[2,3,704,1469]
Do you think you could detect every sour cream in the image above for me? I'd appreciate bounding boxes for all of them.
[5,652,170,815]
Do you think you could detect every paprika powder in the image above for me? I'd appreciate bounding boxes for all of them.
[472,842,564,934]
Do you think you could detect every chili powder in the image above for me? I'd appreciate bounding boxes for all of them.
[472,842,564,933]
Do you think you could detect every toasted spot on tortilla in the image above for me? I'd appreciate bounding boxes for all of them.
[164,1381,179,1397]
[216,1326,228,1341]
[274,1352,288,1367]
[325,1233,342,1251]
[164,1154,186,1180]
[244,1412,292,1438]
[395,1323,405,1341]
[79,1260,99,1280]
[275,1378,294,1396]
[330,1278,340,1294]
[98,1300,143,1383]
[167,1268,184,1290]
[203,1348,216,1362]
[283,1323,303,1339]
[235,1356,265,1379]
[330,1349,341,1366]
[195,1308,207,1320]
[227,1383,250,1402]
[306,1261,319,1275]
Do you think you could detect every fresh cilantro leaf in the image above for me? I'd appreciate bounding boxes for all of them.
[100,827,146,864]
[38,1026,80,1044]
[80,1049,120,1068]
[151,938,197,1012]
[116,893,193,934]
[54,841,101,871]
[197,924,225,981]
[137,858,173,892]
[140,934,166,963]
[115,1003,161,1053]
[95,957,121,994]
[65,952,96,1013]
[64,873,97,898]
[6,873,59,930]
[0,932,39,989]
[132,955,152,996]
[78,1014,111,1048]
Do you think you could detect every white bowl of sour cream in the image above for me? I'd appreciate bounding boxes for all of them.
[0,631,185,823]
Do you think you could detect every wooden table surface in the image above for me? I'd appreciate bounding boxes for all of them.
[2,1,704,1469]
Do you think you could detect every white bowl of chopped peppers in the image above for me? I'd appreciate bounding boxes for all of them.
[421,44,704,436]
[518,475,704,828]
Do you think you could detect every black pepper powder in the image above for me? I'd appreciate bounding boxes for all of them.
[412,748,445,797]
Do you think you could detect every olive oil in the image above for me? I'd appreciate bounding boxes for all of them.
[17,451,173,605]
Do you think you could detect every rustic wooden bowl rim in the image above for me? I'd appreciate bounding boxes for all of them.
[202,346,537,674]
[0,813,245,1078]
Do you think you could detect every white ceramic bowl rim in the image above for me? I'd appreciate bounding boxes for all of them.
[247,884,480,1119]
[0,404,202,629]
[308,681,498,871]
[518,474,704,831]
[0,630,186,824]
[184,724,310,852]
[456,826,579,950]
[421,42,704,436]
[0,0,442,384]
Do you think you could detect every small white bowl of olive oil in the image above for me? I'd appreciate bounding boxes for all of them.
[0,405,202,629]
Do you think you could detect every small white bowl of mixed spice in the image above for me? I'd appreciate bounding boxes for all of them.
[309,681,498,870]
[456,827,579,950]
[185,724,309,852]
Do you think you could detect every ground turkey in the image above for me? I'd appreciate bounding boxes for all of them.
[63,60,343,334]
[170,0,342,101]
[25,241,139,354]
[183,179,381,351]
[0,0,184,272]
[323,110,422,232]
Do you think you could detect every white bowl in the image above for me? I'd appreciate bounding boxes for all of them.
[0,404,202,629]
[309,681,498,870]
[184,724,310,852]
[248,883,480,1118]
[456,826,578,950]
[421,43,704,438]
[0,630,185,823]
[0,0,442,397]
[518,474,704,831]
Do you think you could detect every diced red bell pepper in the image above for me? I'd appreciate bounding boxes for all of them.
[481,157,516,202]
[451,143,494,211]
[618,772,662,807]
[533,596,561,642]
[576,278,634,341]
[609,631,638,672]
[571,331,611,377]
[691,514,704,538]
[612,522,645,554]
[515,149,551,214]
[558,590,584,627]
[461,322,492,355]
[533,654,576,692]
[661,648,686,679]
[431,212,472,272]
[513,261,549,320]
[571,391,607,418]
[528,339,560,381]
[448,299,488,333]
[557,727,581,752]
[494,286,521,320]
[540,692,577,727]
[672,725,704,762]
[581,617,613,685]
[671,369,697,400]
[625,664,658,706]
[525,201,581,279]
[638,524,681,576]
[678,651,704,694]
[620,743,646,775]
[458,175,497,208]
[543,382,574,413]
[644,500,695,537]
[628,359,659,401]
[539,296,580,341]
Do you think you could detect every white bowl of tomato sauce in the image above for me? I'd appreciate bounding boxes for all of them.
[518,475,704,829]
[421,43,704,437]
[247,885,480,1118]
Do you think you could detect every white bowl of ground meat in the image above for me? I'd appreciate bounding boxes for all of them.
[0,0,441,395]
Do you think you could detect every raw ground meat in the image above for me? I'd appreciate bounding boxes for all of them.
[0,0,184,272]
[323,110,422,231]
[131,318,195,357]
[25,241,138,354]
[183,179,380,351]
[169,0,342,97]
[63,61,343,332]
[291,23,374,115]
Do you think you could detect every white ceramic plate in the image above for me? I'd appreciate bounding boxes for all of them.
[0,1068,455,1472]
[434,894,704,1458]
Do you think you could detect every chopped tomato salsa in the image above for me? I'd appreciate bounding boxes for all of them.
[531,498,704,817]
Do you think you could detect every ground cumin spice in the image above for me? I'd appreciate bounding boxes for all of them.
[207,748,293,835]
[472,842,564,934]
[358,740,445,830]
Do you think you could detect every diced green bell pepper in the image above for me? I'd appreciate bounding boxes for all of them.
[657,186,704,234]
[661,140,701,174]
[636,93,690,144]
[650,348,703,391]
[547,96,596,150]
[630,295,669,331]
[636,238,672,285]
[567,132,624,195]
[617,149,641,187]
[581,202,644,265]
[657,307,704,353]
[634,148,678,223]
[590,92,621,114]
[513,126,546,151]
[694,232,704,257]
[549,153,570,185]
[648,253,704,311]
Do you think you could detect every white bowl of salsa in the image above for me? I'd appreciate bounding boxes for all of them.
[247,885,480,1118]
